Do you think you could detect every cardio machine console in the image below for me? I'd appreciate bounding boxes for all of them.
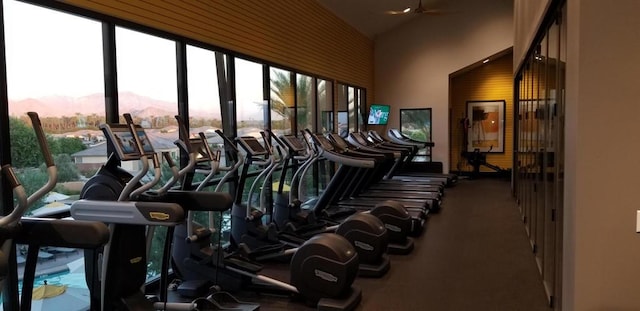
[281,135,307,153]
[100,124,148,161]
[237,136,269,156]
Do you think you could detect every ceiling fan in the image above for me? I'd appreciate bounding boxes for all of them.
[385,0,444,15]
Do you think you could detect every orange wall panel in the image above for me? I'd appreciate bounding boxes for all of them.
[450,52,514,173]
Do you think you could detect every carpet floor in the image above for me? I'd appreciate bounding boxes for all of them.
[219,178,551,311]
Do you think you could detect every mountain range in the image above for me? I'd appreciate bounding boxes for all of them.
[8,92,217,119]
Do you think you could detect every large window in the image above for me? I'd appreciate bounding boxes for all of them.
[115,26,180,281]
[5,0,105,196]
[317,79,333,134]
[234,58,267,206]
[115,27,179,177]
[270,67,293,135]
[235,58,266,137]
[296,74,314,134]
[3,0,106,307]
[348,86,356,133]
[400,108,432,161]
[187,45,222,134]
[187,45,224,170]
[356,88,365,131]
[337,83,365,136]
[337,84,348,137]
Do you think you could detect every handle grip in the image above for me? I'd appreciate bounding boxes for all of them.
[265,128,286,148]
[162,152,176,168]
[122,113,146,156]
[1,164,21,188]
[27,112,54,167]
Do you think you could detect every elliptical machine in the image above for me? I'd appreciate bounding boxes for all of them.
[302,130,419,254]
[192,130,390,278]
[0,112,110,311]
[72,116,191,311]
[148,121,363,310]
[264,130,391,277]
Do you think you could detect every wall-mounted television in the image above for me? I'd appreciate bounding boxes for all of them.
[367,104,390,125]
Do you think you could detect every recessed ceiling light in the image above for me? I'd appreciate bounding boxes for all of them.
[403,7,411,13]
[482,58,490,64]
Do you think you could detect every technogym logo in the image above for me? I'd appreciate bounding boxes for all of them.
[314,269,338,282]
[354,240,374,251]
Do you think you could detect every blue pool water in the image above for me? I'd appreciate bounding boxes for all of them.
[0,264,89,306]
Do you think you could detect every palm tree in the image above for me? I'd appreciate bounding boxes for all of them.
[270,69,294,132]
[270,71,316,133]
[296,75,314,132]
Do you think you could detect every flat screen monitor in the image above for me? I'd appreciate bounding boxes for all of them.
[367,104,390,125]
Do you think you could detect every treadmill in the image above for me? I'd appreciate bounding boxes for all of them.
[350,131,450,187]
[334,133,443,212]
[302,132,427,237]
[384,129,458,186]
[329,133,444,196]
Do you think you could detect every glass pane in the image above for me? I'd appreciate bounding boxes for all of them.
[348,86,356,133]
[3,1,105,307]
[400,108,432,161]
[185,45,229,244]
[296,74,314,134]
[317,79,333,134]
[236,58,266,138]
[337,84,348,137]
[186,45,224,174]
[115,26,179,282]
[356,88,365,132]
[5,1,105,210]
[235,58,267,205]
[187,45,222,135]
[270,67,293,135]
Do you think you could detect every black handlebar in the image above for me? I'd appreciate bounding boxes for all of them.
[215,129,239,153]
[175,115,192,153]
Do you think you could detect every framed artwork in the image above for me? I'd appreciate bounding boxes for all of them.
[466,100,505,153]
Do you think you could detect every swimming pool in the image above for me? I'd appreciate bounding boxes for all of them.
[0,262,89,307]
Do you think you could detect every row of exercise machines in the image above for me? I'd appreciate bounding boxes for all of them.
[0,111,455,311]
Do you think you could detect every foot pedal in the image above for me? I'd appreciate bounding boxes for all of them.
[177,279,212,298]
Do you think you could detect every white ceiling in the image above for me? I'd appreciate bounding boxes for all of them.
[315,0,452,38]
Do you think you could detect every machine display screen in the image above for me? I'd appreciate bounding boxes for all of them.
[135,127,155,156]
[283,135,305,151]
[110,125,139,158]
[241,137,267,155]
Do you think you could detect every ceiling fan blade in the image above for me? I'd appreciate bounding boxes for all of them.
[384,9,410,15]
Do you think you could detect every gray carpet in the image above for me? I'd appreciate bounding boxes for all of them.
[355,178,549,311]
[236,178,551,310]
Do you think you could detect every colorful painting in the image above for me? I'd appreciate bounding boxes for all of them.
[466,100,505,153]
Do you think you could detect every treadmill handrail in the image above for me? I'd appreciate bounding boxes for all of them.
[347,133,400,158]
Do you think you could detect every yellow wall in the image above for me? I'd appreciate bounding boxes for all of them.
[62,0,374,104]
[449,52,513,173]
